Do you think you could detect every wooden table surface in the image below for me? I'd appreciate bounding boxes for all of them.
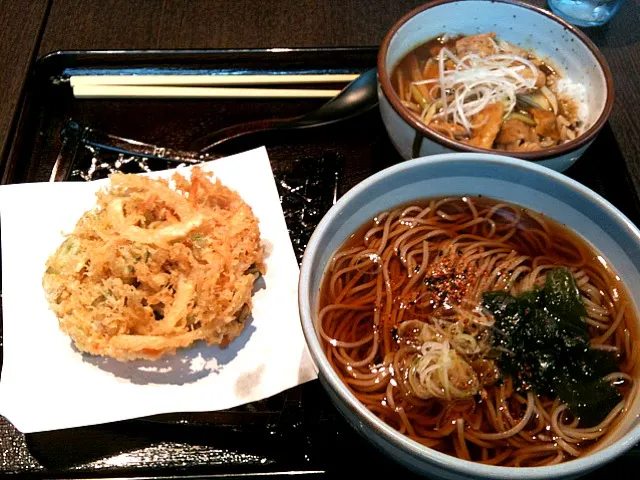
[0,0,639,477]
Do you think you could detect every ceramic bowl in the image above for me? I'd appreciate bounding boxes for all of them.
[299,153,640,479]
[377,0,614,172]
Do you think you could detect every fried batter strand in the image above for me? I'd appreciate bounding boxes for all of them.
[43,168,264,361]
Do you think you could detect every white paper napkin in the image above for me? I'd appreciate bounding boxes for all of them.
[0,146,317,433]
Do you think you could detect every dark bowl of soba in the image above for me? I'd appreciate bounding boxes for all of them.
[299,153,640,479]
[376,0,614,172]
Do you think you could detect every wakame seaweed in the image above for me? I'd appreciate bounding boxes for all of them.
[483,268,621,427]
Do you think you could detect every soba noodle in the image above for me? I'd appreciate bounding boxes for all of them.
[319,197,637,466]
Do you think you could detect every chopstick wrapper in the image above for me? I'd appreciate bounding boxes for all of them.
[0,147,317,433]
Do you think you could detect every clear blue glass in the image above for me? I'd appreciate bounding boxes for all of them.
[548,0,624,26]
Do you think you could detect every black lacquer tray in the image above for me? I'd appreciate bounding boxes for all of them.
[1,48,638,479]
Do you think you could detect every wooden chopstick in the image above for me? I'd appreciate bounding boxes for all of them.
[69,73,359,87]
[73,84,343,99]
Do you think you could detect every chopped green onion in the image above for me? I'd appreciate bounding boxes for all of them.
[517,92,550,111]
[505,112,536,126]
[423,100,441,125]
[411,84,429,108]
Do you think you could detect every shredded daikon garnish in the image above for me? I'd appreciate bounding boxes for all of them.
[414,47,538,134]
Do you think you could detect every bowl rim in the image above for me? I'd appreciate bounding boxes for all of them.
[299,152,640,479]
[376,0,615,162]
